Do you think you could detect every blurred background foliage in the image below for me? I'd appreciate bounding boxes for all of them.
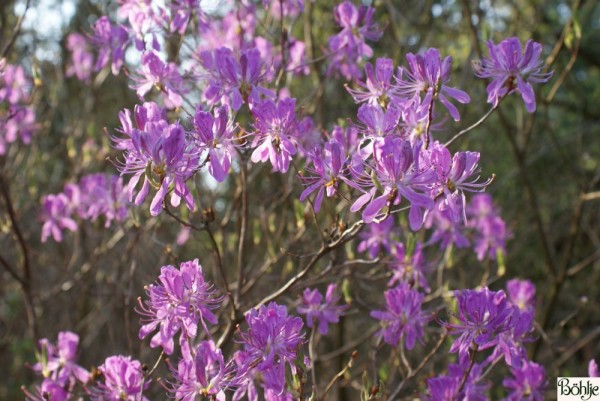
[1,0,599,399]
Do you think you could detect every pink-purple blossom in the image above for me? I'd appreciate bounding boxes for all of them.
[137,259,221,354]
[502,360,547,401]
[250,97,301,173]
[327,1,382,80]
[393,48,471,121]
[238,303,305,394]
[90,355,148,401]
[370,282,427,349]
[170,341,236,401]
[297,284,348,335]
[473,37,553,113]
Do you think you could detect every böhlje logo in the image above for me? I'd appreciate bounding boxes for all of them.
[557,377,600,400]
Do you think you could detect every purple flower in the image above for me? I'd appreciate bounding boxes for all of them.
[263,0,304,19]
[132,51,188,109]
[250,98,300,173]
[467,194,509,261]
[473,37,553,113]
[590,359,599,377]
[66,33,94,82]
[90,355,148,401]
[0,62,30,104]
[444,287,513,364]
[238,303,305,394]
[502,360,547,401]
[424,205,470,250]
[192,105,237,182]
[84,174,129,225]
[346,58,395,106]
[506,279,536,312]
[393,48,470,121]
[355,103,401,141]
[388,242,429,290]
[428,142,493,223]
[115,111,196,216]
[199,47,274,110]
[327,1,382,80]
[297,284,348,335]
[170,341,236,401]
[424,376,461,401]
[424,362,488,401]
[299,139,356,212]
[232,351,258,401]
[23,378,69,401]
[357,216,395,258]
[1,105,37,154]
[32,331,89,387]
[350,137,435,229]
[40,194,78,243]
[90,16,129,75]
[137,259,221,354]
[370,282,427,349]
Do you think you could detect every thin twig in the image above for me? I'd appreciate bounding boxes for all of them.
[320,351,358,401]
[386,331,448,401]
[0,0,32,58]
[445,104,499,147]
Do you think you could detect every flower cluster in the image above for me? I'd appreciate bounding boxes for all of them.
[26,331,89,401]
[137,259,221,354]
[237,303,305,394]
[370,282,427,349]
[0,59,37,155]
[89,355,148,401]
[169,340,237,401]
[327,1,382,80]
[473,37,553,112]
[40,173,129,242]
[297,284,348,335]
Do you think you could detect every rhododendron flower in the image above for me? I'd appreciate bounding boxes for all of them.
[23,378,69,401]
[40,194,78,243]
[388,242,429,290]
[192,105,237,182]
[90,355,148,401]
[393,48,470,121]
[424,362,488,401]
[346,58,395,106]
[355,103,401,141]
[502,360,547,401]
[467,193,509,260]
[170,341,236,401]
[428,142,493,223]
[297,284,348,335]
[299,139,356,212]
[199,47,274,110]
[116,115,196,216]
[444,287,513,364]
[66,33,94,82]
[351,137,435,228]
[32,331,89,387]
[357,216,395,258]
[238,303,305,394]
[506,279,536,312]
[90,16,129,75]
[250,97,300,173]
[131,51,188,109]
[327,1,382,80]
[370,282,427,349]
[137,259,221,354]
[590,359,599,377]
[424,204,470,250]
[473,37,553,112]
